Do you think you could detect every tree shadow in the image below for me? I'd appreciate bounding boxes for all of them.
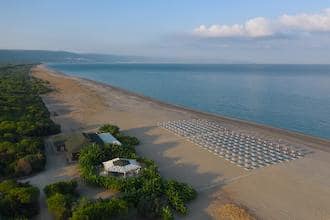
[123,125,231,220]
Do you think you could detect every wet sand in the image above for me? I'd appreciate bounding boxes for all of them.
[32,64,330,220]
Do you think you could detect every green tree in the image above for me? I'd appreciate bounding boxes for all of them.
[0,64,60,178]
[0,180,40,218]
[47,193,73,220]
[44,180,79,220]
[71,198,129,220]
[44,180,78,198]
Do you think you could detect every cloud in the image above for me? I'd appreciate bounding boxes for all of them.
[245,17,273,37]
[194,17,272,38]
[194,8,330,38]
[279,8,330,32]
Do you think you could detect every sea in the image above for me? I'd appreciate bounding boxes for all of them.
[48,63,330,140]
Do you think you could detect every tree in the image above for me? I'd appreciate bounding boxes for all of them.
[0,180,40,218]
[0,64,61,178]
[44,180,78,198]
[47,193,73,220]
[44,180,79,220]
[71,198,129,220]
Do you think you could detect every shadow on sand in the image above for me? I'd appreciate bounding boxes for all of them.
[123,126,228,219]
[30,89,227,220]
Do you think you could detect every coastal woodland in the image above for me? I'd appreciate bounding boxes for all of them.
[0,64,60,219]
[0,64,60,178]
[0,64,196,219]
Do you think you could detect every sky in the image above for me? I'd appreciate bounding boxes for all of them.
[1,0,330,63]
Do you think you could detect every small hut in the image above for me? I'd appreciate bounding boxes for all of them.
[97,132,122,146]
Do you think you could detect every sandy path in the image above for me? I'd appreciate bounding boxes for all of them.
[31,65,330,220]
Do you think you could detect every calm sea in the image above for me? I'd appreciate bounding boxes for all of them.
[48,63,330,140]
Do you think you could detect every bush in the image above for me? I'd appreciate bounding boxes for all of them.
[99,124,120,136]
[44,180,79,220]
[47,193,73,220]
[137,194,165,219]
[108,143,137,159]
[0,180,40,218]
[44,180,78,198]
[164,180,197,215]
[116,134,140,146]
[71,198,129,220]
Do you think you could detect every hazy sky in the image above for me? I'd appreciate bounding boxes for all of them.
[1,0,330,63]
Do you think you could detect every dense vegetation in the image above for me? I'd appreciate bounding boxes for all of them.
[71,197,129,220]
[44,180,79,220]
[79,124,197,219]
[0,180,40,218]
[44,180,131,220]
[0,64,60,178]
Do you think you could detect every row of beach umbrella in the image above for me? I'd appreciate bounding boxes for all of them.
[159,119,309,170]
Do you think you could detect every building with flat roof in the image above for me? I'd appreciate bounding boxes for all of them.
[97,132,122,145]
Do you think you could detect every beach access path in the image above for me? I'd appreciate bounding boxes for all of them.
[31,64,330,220]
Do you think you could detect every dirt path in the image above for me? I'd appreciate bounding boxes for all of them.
[23,139,78,219]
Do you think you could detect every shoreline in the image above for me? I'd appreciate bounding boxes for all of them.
[44,64,330,152]
[33,64,330,220]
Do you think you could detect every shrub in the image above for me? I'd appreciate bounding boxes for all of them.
[137,194,165,219]
[116,134,140,146]
[71,198,129,220]
[99,124,120,136]
[108,143,136,159]
[47,193,73,220]
[44,180,78,198]
[44,180,79,220]
[164,180,197,215]
[0,180,40,218]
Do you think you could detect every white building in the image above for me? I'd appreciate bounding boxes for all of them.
[97,132,122,146]
[101,158,141,177]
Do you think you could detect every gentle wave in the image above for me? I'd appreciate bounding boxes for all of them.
[48,63,330,140]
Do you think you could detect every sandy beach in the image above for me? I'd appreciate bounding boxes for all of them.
[31,64,330,220]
